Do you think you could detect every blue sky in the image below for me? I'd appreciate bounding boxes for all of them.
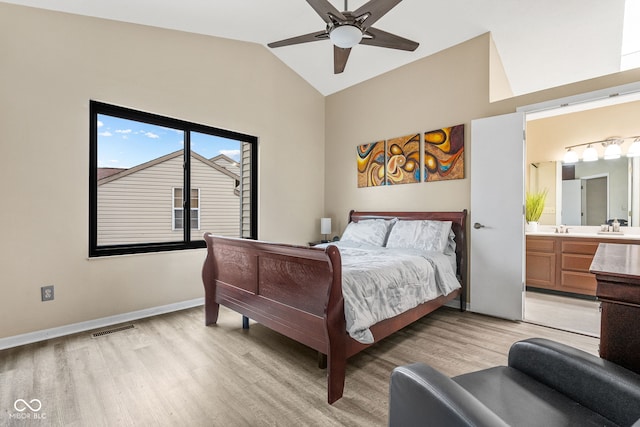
[97,114,242,168]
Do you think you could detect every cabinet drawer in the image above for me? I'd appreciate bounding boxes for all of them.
[561,241,599,255]
[562,253,594,272]
[527,238,555,253]
[560,271,597,294]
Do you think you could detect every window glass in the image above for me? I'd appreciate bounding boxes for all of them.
[90,101,257,257]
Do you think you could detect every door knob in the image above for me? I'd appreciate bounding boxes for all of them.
[473,222,485,229]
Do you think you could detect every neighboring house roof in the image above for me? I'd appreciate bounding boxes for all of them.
[211,154,240,175]
[97,167,128,180]
[98,150,239,185]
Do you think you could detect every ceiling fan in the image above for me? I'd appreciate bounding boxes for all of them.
[268,0,419,74]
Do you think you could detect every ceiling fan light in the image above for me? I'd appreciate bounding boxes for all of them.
[604,142,621,159]
[329,25,363,49]
[582,145,599,162]
[563,149,579,164]
[627,139,640,157]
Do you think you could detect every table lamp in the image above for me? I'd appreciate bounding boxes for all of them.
[320,218,331,243]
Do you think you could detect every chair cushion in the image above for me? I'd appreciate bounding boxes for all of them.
[453,366,619,427]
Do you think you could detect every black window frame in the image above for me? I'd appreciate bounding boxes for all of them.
[89,100,258,257]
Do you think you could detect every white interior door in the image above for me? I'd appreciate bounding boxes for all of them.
[470,112,524,320]
[562,179,582,225]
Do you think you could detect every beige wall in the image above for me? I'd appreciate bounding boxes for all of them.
[325,35,495,232]
[0,3,325,338]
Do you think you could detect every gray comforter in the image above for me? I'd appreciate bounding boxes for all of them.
[317,241,460,344]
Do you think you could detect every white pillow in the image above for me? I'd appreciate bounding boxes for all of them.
[340,219,395,247]
[386,220,453,252]
[444,229,457,255]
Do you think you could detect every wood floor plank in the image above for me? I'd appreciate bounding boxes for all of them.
[0,306,600,426]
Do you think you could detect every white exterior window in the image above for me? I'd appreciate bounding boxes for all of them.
[173,188,199,230]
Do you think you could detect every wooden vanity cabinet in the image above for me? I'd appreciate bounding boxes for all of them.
[526,235,640,296]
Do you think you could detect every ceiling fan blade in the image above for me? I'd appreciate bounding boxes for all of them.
[268,30,329,48]
[360,27,418,51]
[307,0,347,24]
[353,0,402,28]
[334,46,352,74]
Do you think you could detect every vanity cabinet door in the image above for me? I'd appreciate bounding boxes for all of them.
[526,237,557,289]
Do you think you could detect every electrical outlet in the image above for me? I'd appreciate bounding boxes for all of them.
[41,285,54,302]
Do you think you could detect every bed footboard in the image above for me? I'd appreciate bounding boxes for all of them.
[202,234,347,403]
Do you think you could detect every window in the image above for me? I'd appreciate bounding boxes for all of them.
[90,101,257,257]
[173,188,199,230]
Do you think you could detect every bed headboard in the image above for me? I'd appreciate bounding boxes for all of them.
[348,210,468,308]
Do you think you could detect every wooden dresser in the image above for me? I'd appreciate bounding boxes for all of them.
[590,243,640,374]
[526,234,640,296]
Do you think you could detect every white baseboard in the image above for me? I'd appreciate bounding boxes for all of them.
[0,298,204,350]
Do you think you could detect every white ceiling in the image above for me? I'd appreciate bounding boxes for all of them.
[2,0,628,96]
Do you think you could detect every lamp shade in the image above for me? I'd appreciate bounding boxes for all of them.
[329,25,363,48]
[320,218,332,235]
[563,149,579,164]
[604,142,621,159]
[628,139,640,157]
[582,145,599,162]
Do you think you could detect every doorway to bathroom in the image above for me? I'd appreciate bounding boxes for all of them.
[520,82,640,337]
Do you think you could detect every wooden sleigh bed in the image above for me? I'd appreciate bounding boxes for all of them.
[202,210,467,404]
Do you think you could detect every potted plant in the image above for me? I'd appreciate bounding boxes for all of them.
[526,190,547,232]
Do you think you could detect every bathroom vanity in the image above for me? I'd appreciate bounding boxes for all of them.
[526,232,640,296]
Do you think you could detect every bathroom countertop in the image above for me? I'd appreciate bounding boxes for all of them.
[526,231,640,240]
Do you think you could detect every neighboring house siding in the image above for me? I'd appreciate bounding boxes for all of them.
[241,143,252,238]
[192,156,240,240]
[97,154,239,245]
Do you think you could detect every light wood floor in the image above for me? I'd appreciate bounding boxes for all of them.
[524,291,601,337]
[0,305,599,427]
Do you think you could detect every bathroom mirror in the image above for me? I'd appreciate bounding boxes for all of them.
[529,158,638,226]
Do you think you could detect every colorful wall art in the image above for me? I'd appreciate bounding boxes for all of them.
[357,140,386,187]
[356,124,464,187]
[386,133,420,185]
[424,124,464,182]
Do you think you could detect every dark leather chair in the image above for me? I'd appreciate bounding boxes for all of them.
[389,338,640,427]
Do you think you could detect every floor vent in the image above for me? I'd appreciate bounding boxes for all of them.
[91,324,135,338]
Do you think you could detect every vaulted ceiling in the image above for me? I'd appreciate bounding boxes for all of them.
[2,0,628,96]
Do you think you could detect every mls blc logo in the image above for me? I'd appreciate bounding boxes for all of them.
[10,399,46,420]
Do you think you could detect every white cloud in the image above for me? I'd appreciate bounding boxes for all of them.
[99,131,112,137]
[145,132,159,139]
[97,120,104,128]
[116,129,132,134]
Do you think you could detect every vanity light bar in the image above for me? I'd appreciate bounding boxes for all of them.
[563,136,640,163]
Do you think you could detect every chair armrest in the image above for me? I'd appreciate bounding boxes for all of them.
[389,363,509,427]
[508,338,640,427]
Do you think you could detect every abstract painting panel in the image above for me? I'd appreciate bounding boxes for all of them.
[424,124,464,182]
[386,133,420,185]
[357,140,386,187]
